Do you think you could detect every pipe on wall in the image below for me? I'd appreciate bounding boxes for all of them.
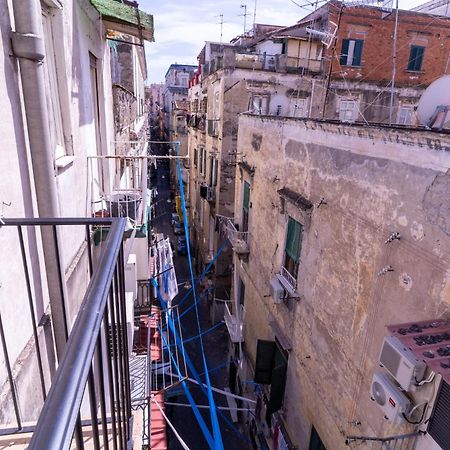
[10,0,69,359]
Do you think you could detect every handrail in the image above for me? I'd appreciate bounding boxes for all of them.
[27,218,126,450]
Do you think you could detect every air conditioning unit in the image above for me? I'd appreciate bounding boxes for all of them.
[371,372,412,424]
[269,277,285,304]
[379,336,426,391]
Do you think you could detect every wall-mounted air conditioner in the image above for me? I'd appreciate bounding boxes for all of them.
[269,277,285,304]
[371,372,412,424]
[379,336,426,391]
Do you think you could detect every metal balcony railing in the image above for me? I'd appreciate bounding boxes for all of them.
[278,266,297,292]
[224,303,244,343]
[136,279,153,313]
[225,218,249,255]
[1,218,131,449]
[88,155,149,228]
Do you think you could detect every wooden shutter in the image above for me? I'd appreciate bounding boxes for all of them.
[428,380,450,449]
[353,40,363,66]
[408,46,425,71]
[285,217,303,263]
[340,39,349,65]
[254,340,276,384]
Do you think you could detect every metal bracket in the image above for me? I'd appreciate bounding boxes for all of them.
[10,32,45,62]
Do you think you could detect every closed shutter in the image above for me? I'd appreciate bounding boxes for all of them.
[254,340,276,384]
[428,380,450,450]
[340,39,349,65]
[408,46,425,71]
[285,217,303,263]
[353,40,363,66]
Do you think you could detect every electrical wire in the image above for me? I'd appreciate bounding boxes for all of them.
[175,142,224,450]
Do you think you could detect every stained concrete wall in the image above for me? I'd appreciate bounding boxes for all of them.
[0,0,117,424]
[234,114,450,449]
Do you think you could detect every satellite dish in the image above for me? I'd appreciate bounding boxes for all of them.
[417,75,450,130]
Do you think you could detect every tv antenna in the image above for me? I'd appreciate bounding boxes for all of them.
[216,14,226,43]
[239,4,249,34]
[253,0,257,28]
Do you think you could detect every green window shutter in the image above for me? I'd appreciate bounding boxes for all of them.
[415,46,425,70]
[340,39,349,65]
[408,46,425,71]
[243,182,250,212]
[267,361,288,415]
[285,217,303,263]
[254,340,276,384]
[353,40,363,66]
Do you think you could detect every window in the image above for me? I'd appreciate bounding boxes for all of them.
[340,39,363,67]
[209,157,218,187]
[200,148,206,177]
[238,278,245,308]
[249,94,269,115]
[283,217,303,280]
[407,45,425,72]
[254,339,288,425]
[398,105,414,125]
[42,6,67,161]
[309,427,327,450]
[339,100,357,123]
[193,148,198,167]
[289,98,307,117]
[242,182,250,233]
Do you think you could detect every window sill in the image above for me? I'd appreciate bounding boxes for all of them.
[340,64,362,68]
[405,70,424,74]
[55,155,75,170]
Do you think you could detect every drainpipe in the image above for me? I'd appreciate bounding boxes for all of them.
[10,0,69,360]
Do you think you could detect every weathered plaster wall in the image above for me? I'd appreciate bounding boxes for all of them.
[235,115,450,449]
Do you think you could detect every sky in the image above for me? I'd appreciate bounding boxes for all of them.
[139,0,428,84]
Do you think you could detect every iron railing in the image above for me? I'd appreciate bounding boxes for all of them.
[136,279,153,312]
[225,218,249,255]
[224,302,244,343]
[279,266,298,292]
[1,218,131,449]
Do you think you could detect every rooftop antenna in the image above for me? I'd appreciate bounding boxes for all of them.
[253,0,257,28]
[388,0,399,125]
[240,4,249,35]
[217,14,225,43]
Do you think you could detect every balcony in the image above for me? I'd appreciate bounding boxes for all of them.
[224,303,244,343]
[279,54,323,73]
[225,219,249,255]
[277,266,297,294]
[1,218,133,449]
[207,119,219,137]
[229,52,323,74]
[88,155,150,231]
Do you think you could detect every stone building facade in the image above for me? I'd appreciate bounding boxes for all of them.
[228,114,450,450]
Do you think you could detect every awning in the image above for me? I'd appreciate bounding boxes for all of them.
[387,319,450,384]
[90,0,154,42]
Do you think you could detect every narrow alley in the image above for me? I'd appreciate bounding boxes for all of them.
[150,141,249,450]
